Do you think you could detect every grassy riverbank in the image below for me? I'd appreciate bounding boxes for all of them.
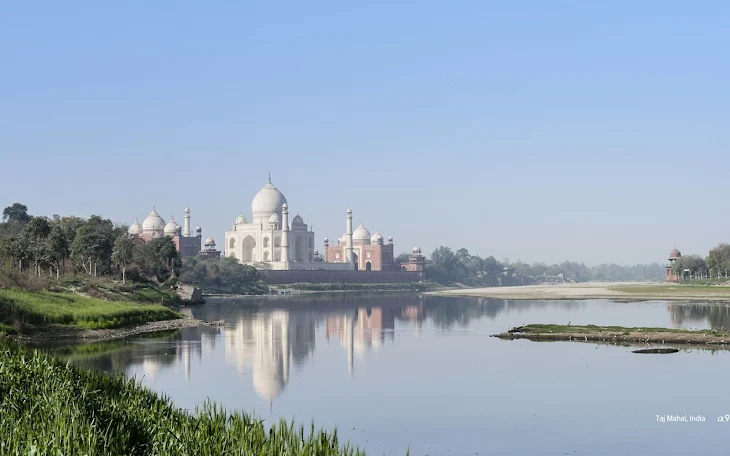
[494,324,730,347]
[431,282,730,302]
[0,341,367,455]
[0,289,180,334]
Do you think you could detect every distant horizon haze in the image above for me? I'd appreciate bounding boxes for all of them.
[2,1,729,265]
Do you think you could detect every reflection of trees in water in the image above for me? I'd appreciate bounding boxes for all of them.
[421,296,584,329]
[668,304,730,329]
[48,327,221,379]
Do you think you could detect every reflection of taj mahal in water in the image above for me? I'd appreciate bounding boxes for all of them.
[221,305,425,402]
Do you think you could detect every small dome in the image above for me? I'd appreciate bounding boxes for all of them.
[292,215,304,225]
[324,237,329,242]
[252,182,288,215]
[195,226,202,233]
[142,209,166,232]
[236,214,248,225]
[128,220,142,235]
[164,217,179,235]
[669,248,681,259]
[412,246,422,254]
[388,236,393,242]
[205,236,215,246]
[371,231,383,245]
[352,224,371,242]
[269,213,280,224]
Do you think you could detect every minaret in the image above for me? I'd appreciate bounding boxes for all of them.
[281,203,290,263]
[345,207,353,264]
[183,206,191,237]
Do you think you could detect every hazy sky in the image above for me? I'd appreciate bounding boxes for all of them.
[2,1,729,265]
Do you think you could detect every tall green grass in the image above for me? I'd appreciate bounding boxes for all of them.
[0,341,369,455]
[0,289,180,330]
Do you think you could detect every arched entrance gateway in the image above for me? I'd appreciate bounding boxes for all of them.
[242,236,256,262]
[365,261,372,271]
[352,252,359,271]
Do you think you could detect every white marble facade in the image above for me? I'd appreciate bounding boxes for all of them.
[225,178,320,270]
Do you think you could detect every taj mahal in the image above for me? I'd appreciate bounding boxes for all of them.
[225,177,423,272]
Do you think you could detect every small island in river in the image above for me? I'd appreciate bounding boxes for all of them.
[493,324,730,347]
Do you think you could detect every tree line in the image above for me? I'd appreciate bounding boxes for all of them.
[0,202,265,291]
[0,203,180,283]
[419,246,667,285]
[671,244,730,279]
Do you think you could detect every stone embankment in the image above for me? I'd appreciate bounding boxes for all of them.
[17,316,224,343]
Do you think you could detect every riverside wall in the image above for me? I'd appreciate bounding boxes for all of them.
[260,270,425,284]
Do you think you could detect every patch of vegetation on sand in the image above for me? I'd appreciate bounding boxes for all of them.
[0,289,180,331]
[494,324,730,347]
[0,340,368,455]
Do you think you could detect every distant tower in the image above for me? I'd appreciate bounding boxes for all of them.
[666,248,681,282]
[281,203,290,263]
[183,206,191,237]
[345,208,353,264]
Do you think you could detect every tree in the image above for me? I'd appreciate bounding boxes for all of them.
[2,203,30,224]
[20,217,54,276]
[112,235,137,284]
[147,236,182,282]
[71,216,116,276]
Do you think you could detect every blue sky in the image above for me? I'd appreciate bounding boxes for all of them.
[2,1,729,264]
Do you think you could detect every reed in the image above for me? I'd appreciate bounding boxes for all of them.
[0,340,369,455]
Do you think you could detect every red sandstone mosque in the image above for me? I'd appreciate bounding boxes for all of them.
[323,207,424,272]
[128,207,220,258]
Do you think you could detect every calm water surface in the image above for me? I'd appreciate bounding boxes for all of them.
[48,293,730,455]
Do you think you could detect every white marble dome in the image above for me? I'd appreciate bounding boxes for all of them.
[413,246,422,254]
[164,217,179,235]
[205,236,215,245]
[269,213,280,224]
[128,220,142,235]
[352,224,371,242]
[236,214,248,225]
[252,183,287,215]
[371,231,383,245]
[142,209,165,232]
[292,215,304,225]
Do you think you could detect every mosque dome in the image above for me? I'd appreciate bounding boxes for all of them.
[352,224,371,242]
[371,231,383,245]
[269,213,280,224]
[236,214,248,225]
[142,209,166,232]
[292,215,304,226]
[669,248,681,259]
[128,220,142,235]
[252,182,287,215]
[164,218,179,236]
[205,237,215,246]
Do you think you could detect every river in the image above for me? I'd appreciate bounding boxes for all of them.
[46,293,730,455]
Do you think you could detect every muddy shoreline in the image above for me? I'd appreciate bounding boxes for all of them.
[12,316,224,344]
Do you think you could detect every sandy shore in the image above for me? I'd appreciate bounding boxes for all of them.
[428,282,730,302]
